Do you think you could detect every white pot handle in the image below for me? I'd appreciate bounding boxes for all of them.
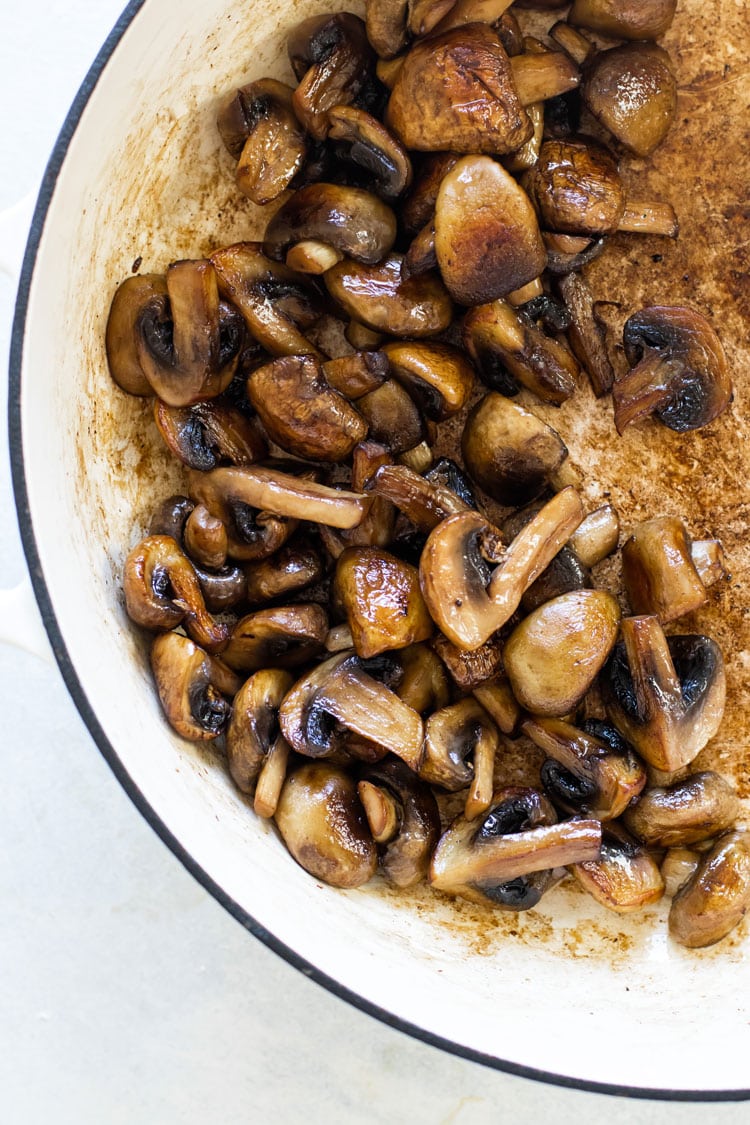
[1,189,54,663]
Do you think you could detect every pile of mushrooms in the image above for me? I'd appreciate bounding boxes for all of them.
[106,0,746,949]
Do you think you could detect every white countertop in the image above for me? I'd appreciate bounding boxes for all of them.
[2,4,748,1121]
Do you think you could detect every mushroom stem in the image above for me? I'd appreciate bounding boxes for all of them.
[508,277,544,306]
[367,463,471,531]
[189,467,369,530]
[286,240,344,274]
[398,442,433,474]
[691,539,727,588]
[325,623,355,653]
[568,504,620,568]
[510,52,580,107]
[549,21,593,66]
[358,779,400,843]
[617,201,679,238]
[465,736,496,821]
[254,735,290,819]
[612,350,680,434]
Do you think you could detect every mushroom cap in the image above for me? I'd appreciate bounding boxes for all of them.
[582,43,677,157]
[421,697,499,792]
[569,0,677,41]
[419,511,502,651]
[358,756,441,887]
[327,104,413,200]
[153,399,267,471]
[356,378,427,455]
[526,137,625,237]
[325,253,453,338]
[150,632,240,741]
[226,668,295,793]
[365,0,409,59]
[221,604,329,673]
[434,156,546,305]
[105,274,167,396]
[263,182,397,266]
[571,833,664,915]
[623,771,741,848]
[244,539,323,606]
[335,546,433,658]
[621,516,709,624]
[669,831,750,948]
[217,79,307,205]
[382,341,475,421]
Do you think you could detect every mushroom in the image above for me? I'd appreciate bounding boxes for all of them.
[526,138,678,239]
[623,771,741,848]
[356,379,427,455]
[325,253,453,338]
[502,502,594,611]
[523,716,646,820]
[401,153,460,237]
[327,105,413,200]
[432,631,505,692]
[246,355,368,463]
[335,547,433,658]
[569,0,677,41]
[432,0,514,33]
[568,504,620,568]
[210,242,324,357]
[366,463,471,532]
[504,589,621,716]
[150,632,241,741]
[221,604,329,673]
[473,675,521,736]
[153,399,268,471]
[660,847,701,898]
[421,698,500,819]
[581,43,677,157]
[357,756,441,887]
[328,442,398,552]
[424,459,477,510]
[123,534,230,653]
[263,183,397,268]
[244,540,324,606]
[135,259,244,406]
[601,616,727,774]
[430,786,601,907]
[217,79,307,205]
[322,351,390,400]
[570,827,664,914]
[365,0,409,59]
[345,320,385,351]
[407,0,458,36]
[622,516,726,625]
[461,393,569,506]
[226,668,295,795]
[105,274,167,395]
[614,306,733,435]
[396,642,451,713]
[148,494,196,541]
[403,221,438,278]
[420,487,584,650]
[381,341,474,420]
[278,652,353,758]
[556,272,615,397]
[275,761,378,888]
[183,505,227,571]
[463,298,579,404]
[288,13,380,141]
[669,831,750,948]
[543,231,607,276]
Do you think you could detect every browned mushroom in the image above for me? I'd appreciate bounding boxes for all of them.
[623,771,741,848]
[335,547,433,658]
[221,604,329,673]
[504,589,621,716]
[568,504,620,568]
[106,274,167,396]
[275,761,378,888]
[601,616,727,774]
[473,674,521,736]
[150,632,241,741]
[123,534,230,652]
[325,253,453,338]
[365,0,409,59]
[570,0,677,41]
[570,827,664,914]
[327,104,413,200]
[217,79,307,205]
[407,0,458,36]
[153,399,267,471]
[432,631,505,692]
[401,153,460,236]
[614,306,733,435]
[263,183,397,267]
[382,341,474,420]
[226,668,295,795]
[421,698,499,819]
[396,642,451,713]
[433,0,514,33]
[358,756,441,886]
[669,831,750,948]
[581,43,677,157]
[278,652,353,757]
[501,519,591,614]
[556,272,615,397]
[356,377,427,455]
[244,540,324,606]
[660,847,701,898]
[183,505,227,571]
[621,516,726,624]
[322,351,390,400]
[366,462,471,532]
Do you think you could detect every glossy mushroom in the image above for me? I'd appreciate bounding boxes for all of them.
[570,827,664,914]
[365,0,409,59]
[183,505,227,571]
[669,831,750,948]
[356,378,427,455]
[581,43,677,157]
[623,771,741,848]
[221,604,329,673]
[244,540,324,606]
[621,516,726,624]
[556,272,615,397]
[366,463,471,532]
[396,643,451,714]
[226,668,295,796]
[382,341,474,421]
[150,632,240,741]
[570,0,677,41]
[431,632,504,692]
[335,547,433,658]
[421,698,500,820]
[568,504,620,568]
[322,351,390,400]
[153,399,267,471]
[325,253,453,338]
[357,756,441,887]
[328,104,413,200]
[105,274,167,395]
[263,183,397,267]
[217,79,307,205]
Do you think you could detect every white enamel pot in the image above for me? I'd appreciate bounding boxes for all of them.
[7,0,750,1100]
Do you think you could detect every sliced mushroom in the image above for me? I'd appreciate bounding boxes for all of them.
[153,399,267,471]
[523,716,646,820]
[660,847,701,898]
[358,756,441,886]
[669,831,750,948]
[244,540,324,606]
[226,668,295,794]
[614,306,733,434]
[365,0,409,59]
[335,547,433,658]
[556,272,615,397]
[462,393,569,506]
[396,642,451,713]
[570,0,677,41]
[430,787,601,907]
[421,698,499,819]
[191,564,248,614]
[123,534,230,652]
[148,494,196,541]
[221,604,329,673]
[382,341,474,420]
[263,183,397,267]
[325,253,453,338]
[407,0,458,36]
[323,351,390,400]
[327,105,413,200]
[432,631,505,692]
[275,762,378,888]
[150,632,241,741]
[548,21,594,68]
[211,242,324,357]
[424,459,477,510]
[217,79,307,205]
[135,260,244,406]
[509,49,581,106]
[543,231,607,276]
[106,274,167,395]
[623,771,741,848]
[278,652,353,758]
[420,487,584,650]
[401,152,460,236]
[345,320,385,351]
[357,379,427,455]
[183,505,227,571]
[504,589,621,716]
[473,675,521,736]
[621,516,726,624]
[433,0,513,32]
[568,504,620,568]
[582,43,677,157]
[570,828,664,914]
[463,298,579,404]
[601,616,727,773]
[366,463,471,532]
[691,539,728,589]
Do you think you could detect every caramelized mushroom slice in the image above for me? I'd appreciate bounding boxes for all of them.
[221,604,329,673]
[396,642,451,713]
[325,253,453,338]
[358,756,441,887]
[462,393,568,506]
[365,0,409,59]
[263,183,397,267]
[123,534,230,652]
[244,540,324,606]
[524,716,646,820]
[151,632,241,741]
[135,260,243,406]
[614,306,733,435]
[622,516,726,624]
[106,274,167,395]
[463,298,579,404]
[382,341,474,420]
[323,351,390,399]
[335,547,433,658]
[473,674,521,736]
[504,589,621,717]
[226,668,295,794]
[401,153,460,236]
[433,0,514,32]
[217,79,307,205]
[556,272,615,397]
[357,379,426,454]
[430,787,601,907]
[278,652,353,758]
[328,105,413,200]
[153,399,267,470]
[661,847,701,898]
[570,0,677,41]
[432,632,505,692]
[669,831,750,948]
[623,771,741,848]
[183,505,227,571]
[247,355,367,463]
[582,43,677,157]
[366,463,471,532]
[275,762,377,888]
[422,698,499,819]
[571,828,664,914]
[601,616,727,773]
